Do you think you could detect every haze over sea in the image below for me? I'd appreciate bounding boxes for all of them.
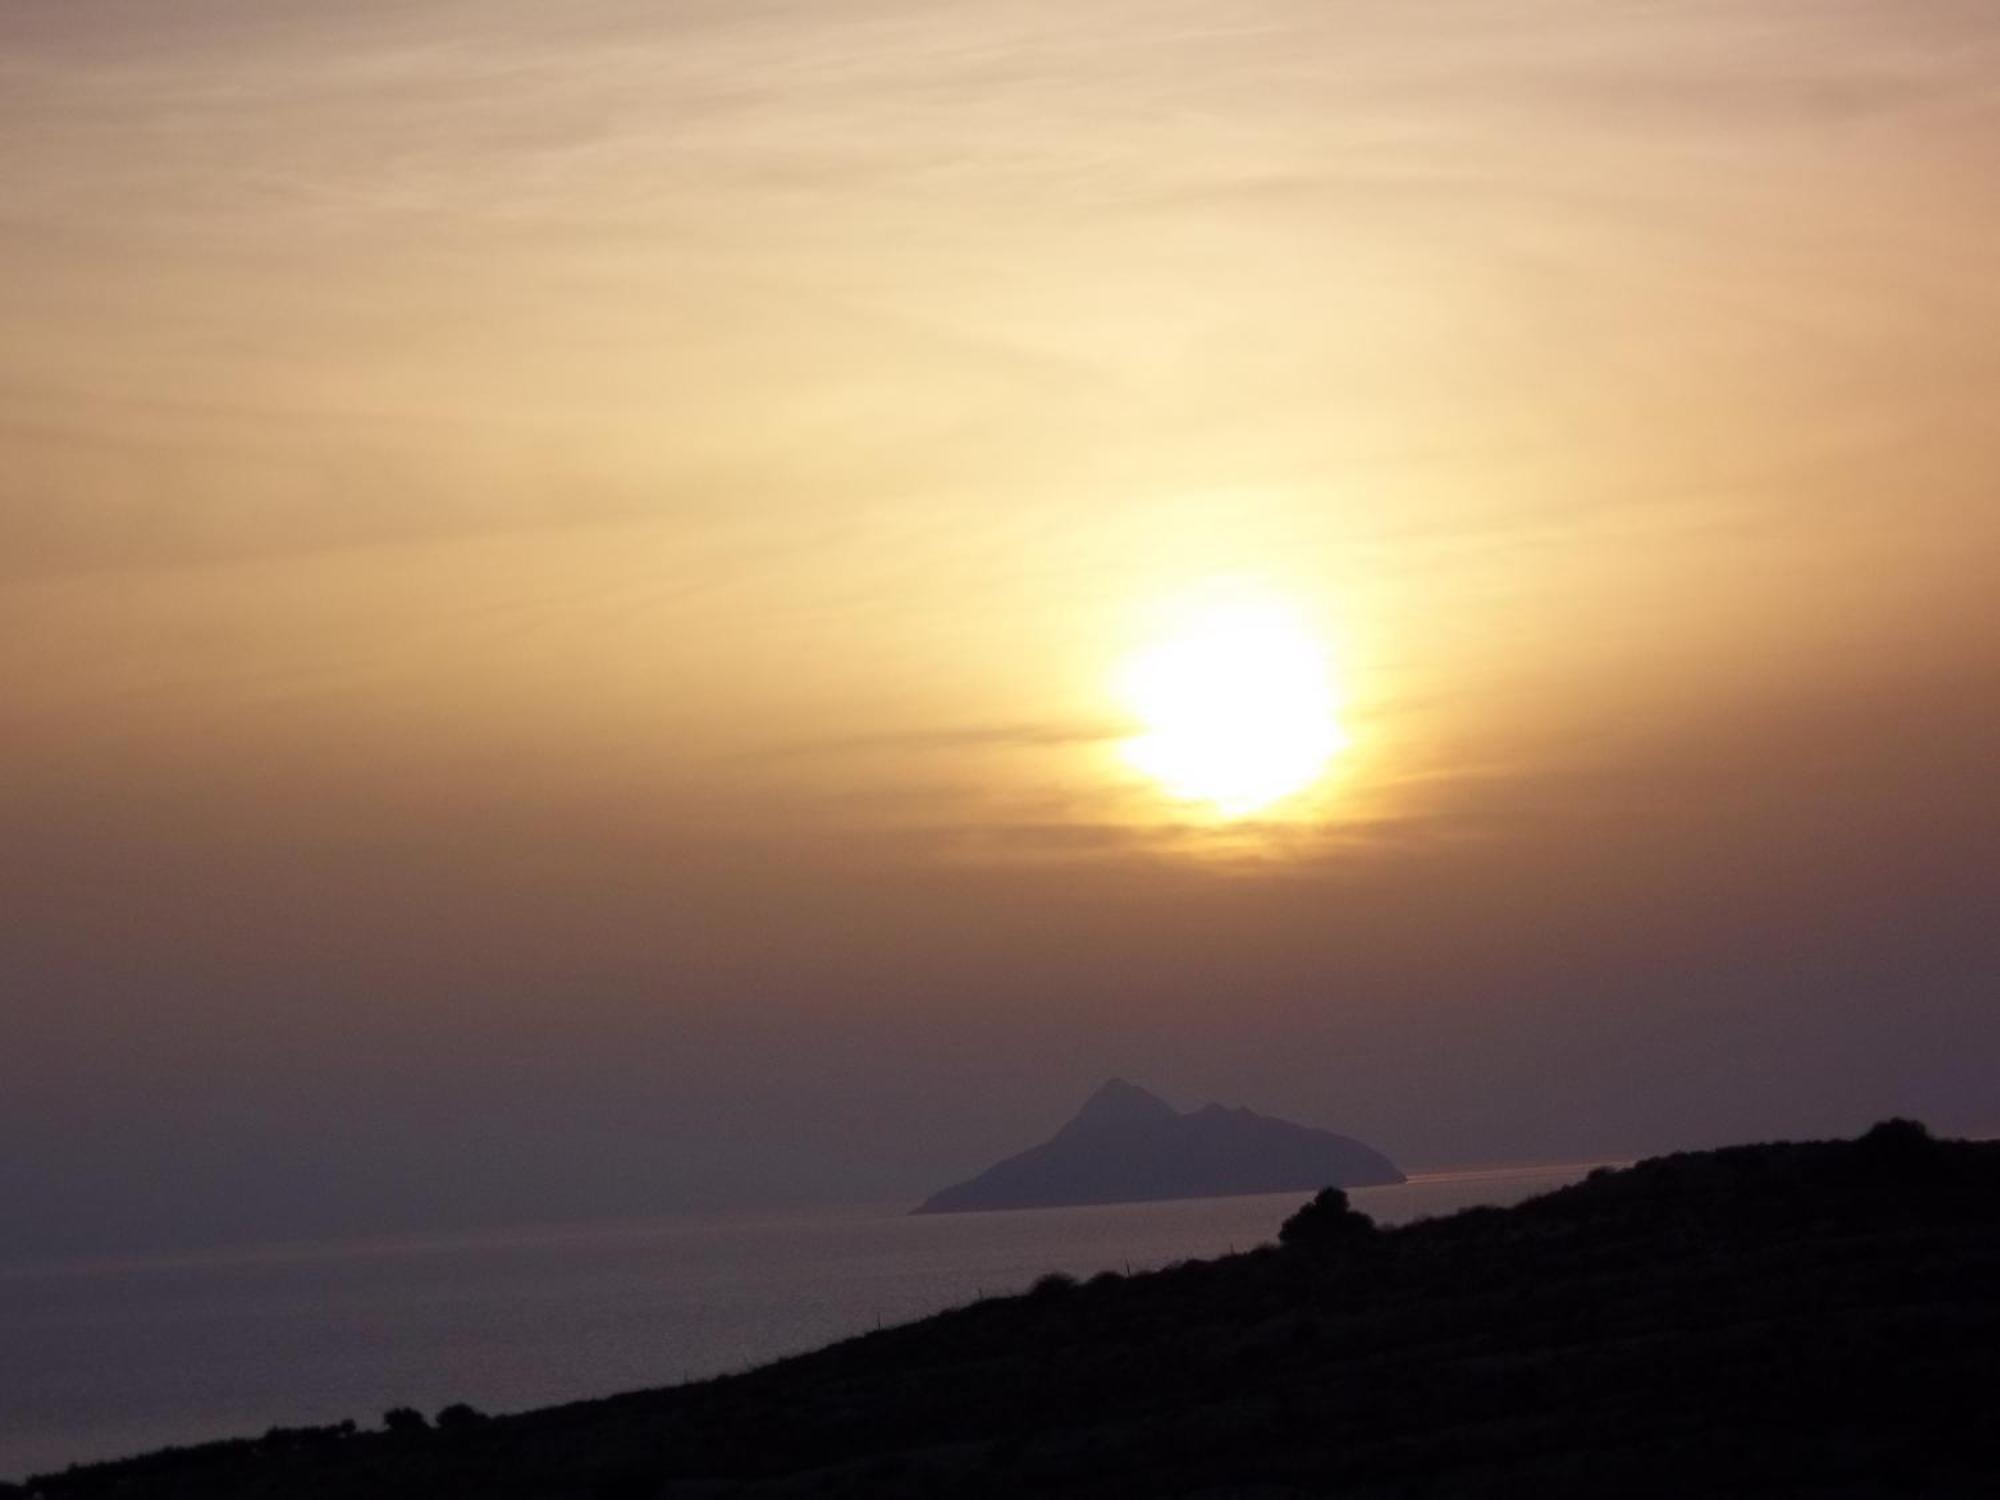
[1,1164,1595,1480]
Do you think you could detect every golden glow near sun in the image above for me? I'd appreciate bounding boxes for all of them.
[1117,593,1349,818]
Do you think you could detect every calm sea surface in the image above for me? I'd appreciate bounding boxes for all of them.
[1,1163,1602,1480]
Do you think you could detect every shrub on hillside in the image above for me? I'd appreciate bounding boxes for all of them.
[1278,1187,1378,1251]
[381,1407,428,1437]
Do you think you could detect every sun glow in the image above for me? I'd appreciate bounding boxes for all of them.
[1117,593,1349,818]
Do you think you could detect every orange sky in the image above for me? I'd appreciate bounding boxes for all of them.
[4,0,1997,1255]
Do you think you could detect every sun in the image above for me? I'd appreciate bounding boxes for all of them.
[1116,592,1349,818]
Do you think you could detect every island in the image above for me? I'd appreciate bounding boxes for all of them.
[912,1078,1404,1214]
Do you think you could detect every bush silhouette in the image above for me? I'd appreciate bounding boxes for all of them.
[381,1407,428,1437]
[434,1403,487,1433]
[1860,1117,1933,1158]
[1278,1187,1377,1250]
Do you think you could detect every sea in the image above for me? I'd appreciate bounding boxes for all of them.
[0,1162,1603,1481]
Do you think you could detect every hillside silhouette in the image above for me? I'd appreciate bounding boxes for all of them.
[16,1121,1996,1498]
[915,1078,1404,1213]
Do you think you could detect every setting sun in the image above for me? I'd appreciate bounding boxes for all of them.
[1117,594,1349,818]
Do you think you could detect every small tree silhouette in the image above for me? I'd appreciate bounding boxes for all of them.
[435,1403,487,1433]
[382,1406,429,1437]
[1279,1188,1377,1251]
[1861,1117,1932,1153]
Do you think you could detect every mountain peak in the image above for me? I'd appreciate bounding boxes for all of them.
[1090,1077,1169,1108]
[914,1080,1403,1213]
[1065,1078,1177,1134]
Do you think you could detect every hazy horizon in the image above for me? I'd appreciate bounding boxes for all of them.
[5,0,1997,1261]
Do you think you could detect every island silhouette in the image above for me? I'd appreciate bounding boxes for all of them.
[913,1078,1403,1213]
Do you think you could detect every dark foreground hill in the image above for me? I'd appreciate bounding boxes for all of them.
[19,1121,1997,1499]
[915,1078,1404,1213]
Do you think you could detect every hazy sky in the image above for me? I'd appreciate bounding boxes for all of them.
[5,0,1997,1258]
